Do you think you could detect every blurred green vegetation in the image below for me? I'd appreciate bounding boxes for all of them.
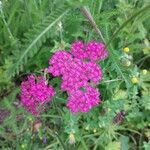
[0,0,150,149]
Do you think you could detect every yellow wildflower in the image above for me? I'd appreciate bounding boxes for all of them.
[123,47,129,53]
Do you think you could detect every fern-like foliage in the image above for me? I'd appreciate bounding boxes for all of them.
[106,4,150,46]
[8,6,69,77]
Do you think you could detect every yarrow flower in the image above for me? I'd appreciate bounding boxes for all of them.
[67,85,100,113]
[48,40,108,113]
[48,51,73,76]
[71,41,108,61]
[20,75,55,115]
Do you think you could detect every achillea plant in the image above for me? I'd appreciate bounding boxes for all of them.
[20,40,108,114]
[71,41,108,61]
[20,75,55,115]
[67,85,100,113]
[48,40,108,113]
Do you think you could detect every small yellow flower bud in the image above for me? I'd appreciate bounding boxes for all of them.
[69,133,75,144]
[93,129,97,133]
[143,69,148,75]
[123,47,129,53]
[131,77,138,84]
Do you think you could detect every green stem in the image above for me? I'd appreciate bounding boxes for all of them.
[54,131,68,150]
[0,9,14,39]
[101,78,122,83]
[46,127,67,150]
[119,127,142,136]
[40,114,62,119]
[44,141,59,150]
[81,6,106,43]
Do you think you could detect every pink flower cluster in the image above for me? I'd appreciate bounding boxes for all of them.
[20,75,55,115]
[71,41,108,61]
[67,86,100,113]
[48,41,108,113]
[20,40,108,115]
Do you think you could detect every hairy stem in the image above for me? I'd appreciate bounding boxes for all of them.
[81,6,106,43]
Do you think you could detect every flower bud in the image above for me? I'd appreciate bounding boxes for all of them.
[42,136,47,144]
[93,128,97,133]
[125,60,131,67]
[69,133,75,144]
[32,120,42,132]
[131,76,138,84]
[123,47,129,53]
[143,69,148,75]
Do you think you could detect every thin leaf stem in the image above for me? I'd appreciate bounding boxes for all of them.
[0,9,14,39]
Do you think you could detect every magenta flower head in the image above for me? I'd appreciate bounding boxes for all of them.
[60,59,102,93]
[67,85,100,113]
[48,40,108,113]
[48,50,73,76]
[20,75,55,115]
[71,40,108,61]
